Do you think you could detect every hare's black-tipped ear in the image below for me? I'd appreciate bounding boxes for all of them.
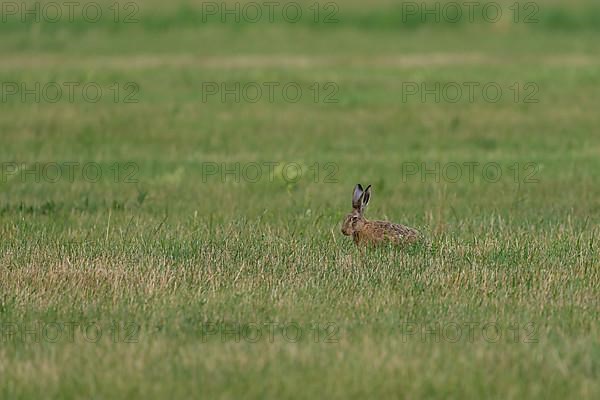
[362,185,372,208]
[352,184,364,209]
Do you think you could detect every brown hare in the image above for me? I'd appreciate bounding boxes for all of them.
[341,184,420,246]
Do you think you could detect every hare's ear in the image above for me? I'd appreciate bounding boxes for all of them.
[362,185,372,208]
[352,184,364,209]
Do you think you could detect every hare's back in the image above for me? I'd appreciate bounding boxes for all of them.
[373,220,420,243]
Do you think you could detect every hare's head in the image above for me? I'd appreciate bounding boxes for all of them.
[341,184,371,236]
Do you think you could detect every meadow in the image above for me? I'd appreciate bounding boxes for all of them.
[0,0,599,398]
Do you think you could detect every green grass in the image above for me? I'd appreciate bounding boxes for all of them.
[1,1,599,399]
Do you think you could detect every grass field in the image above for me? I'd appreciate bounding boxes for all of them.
[1,0,599,398]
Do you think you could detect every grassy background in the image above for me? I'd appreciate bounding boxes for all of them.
[1,1,599,398]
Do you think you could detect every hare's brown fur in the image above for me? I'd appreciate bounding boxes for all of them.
[353,220,420,246]
[342,184,420,246]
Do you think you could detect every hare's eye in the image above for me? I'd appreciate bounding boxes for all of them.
[351,216,358,222]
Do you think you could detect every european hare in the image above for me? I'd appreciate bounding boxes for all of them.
[341,184,420,246]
